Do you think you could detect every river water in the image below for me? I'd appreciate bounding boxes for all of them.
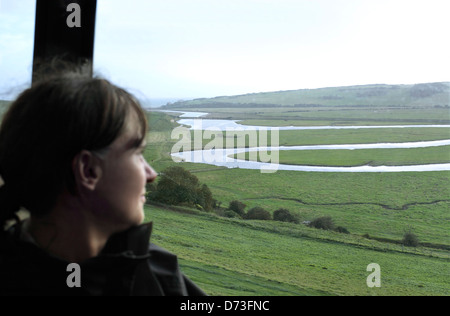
[163,110,450,172]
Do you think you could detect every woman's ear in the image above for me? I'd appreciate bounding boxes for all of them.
[72,150,103,191]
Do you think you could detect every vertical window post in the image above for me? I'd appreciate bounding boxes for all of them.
[32,0,97,83]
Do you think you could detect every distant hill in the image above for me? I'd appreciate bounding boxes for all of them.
[163,82,450,108]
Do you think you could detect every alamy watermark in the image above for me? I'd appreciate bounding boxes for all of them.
[66,3,81,28]
[65,262,381,290]
[66,263,81,288]
[170,119,280,173]
[366,263,381,288]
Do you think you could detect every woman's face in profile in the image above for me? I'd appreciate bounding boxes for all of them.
[92,111,157,231]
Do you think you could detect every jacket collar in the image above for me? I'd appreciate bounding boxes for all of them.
[100,222,153,258]
[4,220,154,260]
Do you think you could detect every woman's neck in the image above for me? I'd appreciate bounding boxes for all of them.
[27,197,111,263]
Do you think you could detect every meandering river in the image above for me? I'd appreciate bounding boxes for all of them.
[163,110,450,172]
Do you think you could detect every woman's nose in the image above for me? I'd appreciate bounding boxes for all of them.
[144,159,157,183]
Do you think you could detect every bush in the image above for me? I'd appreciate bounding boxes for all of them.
[273,208,299,224]
[229,200,247,217]
[334,226,350,234]
[223,210,242,219]
[198,184,215,211]
[310,216,335,230]
[402,231,419,247]
[244,207,272,220]
[151,166,216,211]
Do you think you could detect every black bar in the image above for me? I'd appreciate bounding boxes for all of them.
[32,0,97,82]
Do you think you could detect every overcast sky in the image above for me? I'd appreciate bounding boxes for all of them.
[1,0,449,102]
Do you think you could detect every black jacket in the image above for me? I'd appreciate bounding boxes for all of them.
[0,222,206,296]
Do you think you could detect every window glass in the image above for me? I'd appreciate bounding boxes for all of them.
[92,0,450,297]
[0,0,36,100]
[2,0,449,297]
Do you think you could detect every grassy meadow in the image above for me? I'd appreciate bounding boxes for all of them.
[143,106,449,296]
[144,204,449,296]
[234,146,450,167]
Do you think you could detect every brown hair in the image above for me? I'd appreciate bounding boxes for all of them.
[0,73,148,228]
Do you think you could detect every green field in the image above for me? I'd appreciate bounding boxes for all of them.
[194,127,449,148]
[144,204,449,296]
[233,146,450,167]
[142,107,449,296]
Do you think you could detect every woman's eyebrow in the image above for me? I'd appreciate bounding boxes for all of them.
[126,136,146,150]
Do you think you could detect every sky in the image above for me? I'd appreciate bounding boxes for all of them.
[1,0,450,104]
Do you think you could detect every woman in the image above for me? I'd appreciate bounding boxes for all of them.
[0,72,205,296]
